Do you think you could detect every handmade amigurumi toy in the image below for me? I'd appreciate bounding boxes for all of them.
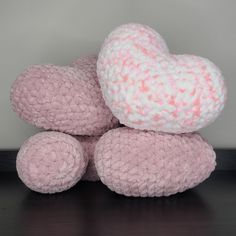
[95,23,226,197]
[11,56,119,193]
[11,24,226,197]
[97,24,226,133]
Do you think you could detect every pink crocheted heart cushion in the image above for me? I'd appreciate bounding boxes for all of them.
[95,127,216,197]
[16,131,100,193]
[11,56,119,136]
[97,23,226,133]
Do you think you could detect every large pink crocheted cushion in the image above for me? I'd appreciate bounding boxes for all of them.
[97,23,226,133]
[11,56,118,136]
[94,127,216,197]
[16,131,87,193]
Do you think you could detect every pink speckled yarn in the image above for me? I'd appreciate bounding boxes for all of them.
[97,23,226,133]
[94,127,216,197]
[11,56,119,135]
[16,131,87,193]
[76,135,100,181]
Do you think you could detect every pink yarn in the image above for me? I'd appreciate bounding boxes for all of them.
[12,35,220,197]
[16,128,216,196]
[16,132,102,193]
[11,56,119,136]
[76,135,100,181]
[97,23,226,133]
[71,55,98,82]
[16,131,87,194]
[94,127,216,197]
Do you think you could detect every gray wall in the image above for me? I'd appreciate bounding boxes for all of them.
[0,0,235,148]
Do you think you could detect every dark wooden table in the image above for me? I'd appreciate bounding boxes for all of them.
[0,171,236,236]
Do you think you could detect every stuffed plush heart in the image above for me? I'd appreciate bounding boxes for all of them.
[95,127,216,197]
[97,23,226,133]
[11,56,119,135]
[16,131,100,193]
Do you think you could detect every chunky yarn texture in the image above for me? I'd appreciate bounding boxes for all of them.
[17,132,87,193]
[94,127,216,197]
[11,24,226,197]
[16,131,101,193]
[77,135,100,181]
[97,23,226,133]
[11,56,118,136]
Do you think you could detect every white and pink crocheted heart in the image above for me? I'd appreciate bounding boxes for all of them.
[97,23,226,133]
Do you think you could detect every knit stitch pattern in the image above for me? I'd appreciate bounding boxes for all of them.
[97,23,226,133]
[11,56,119,136]
[16,131,87,194]
[94,127,216,197]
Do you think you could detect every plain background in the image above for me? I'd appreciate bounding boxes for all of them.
[0,0,235,149]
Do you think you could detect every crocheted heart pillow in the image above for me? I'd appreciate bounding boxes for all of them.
[95,127,216,197]
[11,56,118,135]
[97,24,226,133]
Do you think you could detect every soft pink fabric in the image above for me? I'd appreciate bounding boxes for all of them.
[11,56,119,136]
[71,55,98,82]
[16,131,87,193]
[11,45,219,197]
[97,23,226,133]
[94,127,216,197]
[76,135,100,181]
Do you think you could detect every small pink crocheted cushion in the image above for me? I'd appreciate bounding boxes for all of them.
[16,131,87,193]
[94,127,216,197]
[76,135,100,181]
[11,56,118,136]
[97,23,226,133]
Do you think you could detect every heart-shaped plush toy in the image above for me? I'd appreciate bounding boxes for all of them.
[97,23,226,133]
[11,56,119,136]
